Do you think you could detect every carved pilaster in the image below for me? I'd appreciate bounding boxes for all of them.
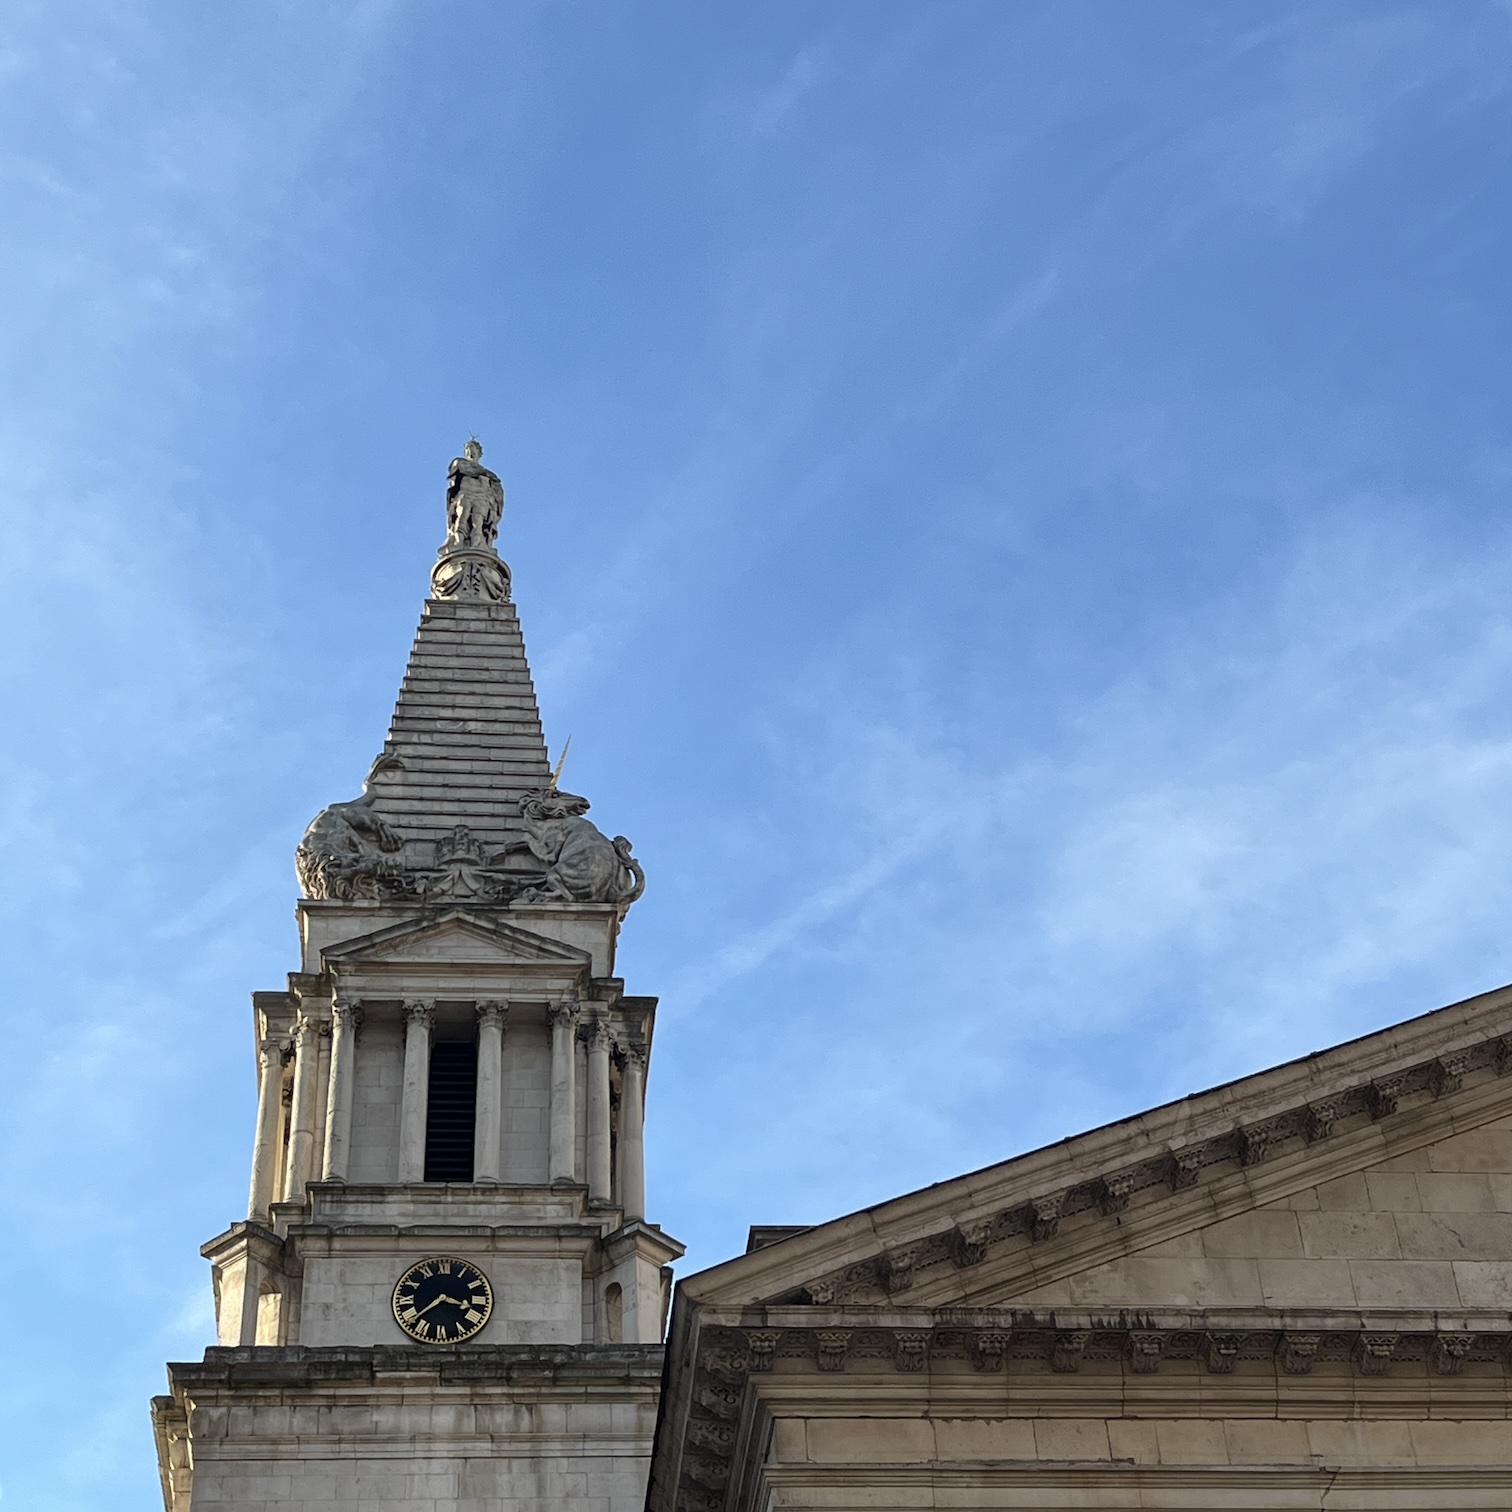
[397,1000,435,1183]
[548,995,580,1184]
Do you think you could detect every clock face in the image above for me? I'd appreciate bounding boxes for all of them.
[391,1257,493,1344]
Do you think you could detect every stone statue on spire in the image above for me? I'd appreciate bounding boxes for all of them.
[432,438,512,602]
[445,437,505,551]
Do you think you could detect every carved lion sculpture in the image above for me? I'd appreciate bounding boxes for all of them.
[496,788,645,907]
[295,758,407,900]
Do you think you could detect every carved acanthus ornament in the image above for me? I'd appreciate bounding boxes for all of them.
[814,1331,851,1371]
[1434,1333,1472,1375]
[1050,1331,1089,1373]
[548,996,581,1034]
[1278,1332,1321,1375]
[972,1330,1010,1371]
[1203,1332,1239,1373]
[331,1001,363,1038]
[950,1219,993,1267]
[1355,1332,1399,1376]
[892,1331,929,1371]
[402,1000,435,1032]
[1028,1193,1062,1242]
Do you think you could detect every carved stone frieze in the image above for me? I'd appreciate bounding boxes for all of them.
[1431,1054,1471,1098]
[687,1420,735,1456]
[296,781,646,910]
[893,1331,929,1371]
[1204,1333,1240,1373]
[1095,1173,1135,1215]
[950,1219,993,1267]
[879,1246,919,1293]
[1029,1194,1062,1242]
[1166,1148,1204,1190]
[746,1331,779,1372]
[694,1381,741,1421]
[972,1330,1011,1371]
[1050,1331,1089,1373]
[1366,1079,1405,1120]
[1433,1333,1473,1376]
[1304,1101,1339,1142]
[814,1331,851,1371]
[1126,1332,1164,1374]
[1237,1124,1274,1167]
[1278,1332,1321,1375]
[1355,1333,1399,1376]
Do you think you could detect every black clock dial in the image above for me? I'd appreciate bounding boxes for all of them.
[392,1257,493,1343]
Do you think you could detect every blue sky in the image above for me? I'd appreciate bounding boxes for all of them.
[5,2,1512,1505]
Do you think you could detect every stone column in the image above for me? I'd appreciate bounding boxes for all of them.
[473,1001,507,1183]
[247,1037,286,1221]
[617,1042,646,1222]
[547,996,580,1184]
[281,1012,324,1204]
[585,1017,613,1204]
[397,1000,434,1183]
[321,1000,362,1181]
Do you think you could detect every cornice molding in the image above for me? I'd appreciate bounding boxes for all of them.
[668,1318,1512,1512]
[782,1034,1512,1311]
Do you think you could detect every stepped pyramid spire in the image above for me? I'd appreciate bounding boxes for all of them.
[294,441,642,909]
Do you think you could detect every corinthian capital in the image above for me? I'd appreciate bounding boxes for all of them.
[402,1000,435,1031]
[547,995,581,1032]
[332,1000,364,1035]
[476,1000,508,1030]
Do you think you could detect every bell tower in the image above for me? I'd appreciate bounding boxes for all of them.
[152,444,684,1511]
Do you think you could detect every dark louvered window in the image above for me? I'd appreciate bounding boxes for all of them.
[424,1041,477,1181]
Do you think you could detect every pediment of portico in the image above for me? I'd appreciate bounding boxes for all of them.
[681,979,1512,1320]
[318,907,592,987]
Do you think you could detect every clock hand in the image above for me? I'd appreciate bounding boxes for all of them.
[415,1293,468,1318]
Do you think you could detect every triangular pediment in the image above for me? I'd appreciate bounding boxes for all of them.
[320,908,591,971]
[682,980,1512,1320]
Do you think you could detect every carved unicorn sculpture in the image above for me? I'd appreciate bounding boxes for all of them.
[494,788,645,908]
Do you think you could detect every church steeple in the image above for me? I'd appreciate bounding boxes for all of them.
[293,442,642,908]
[154,443,681,1512]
